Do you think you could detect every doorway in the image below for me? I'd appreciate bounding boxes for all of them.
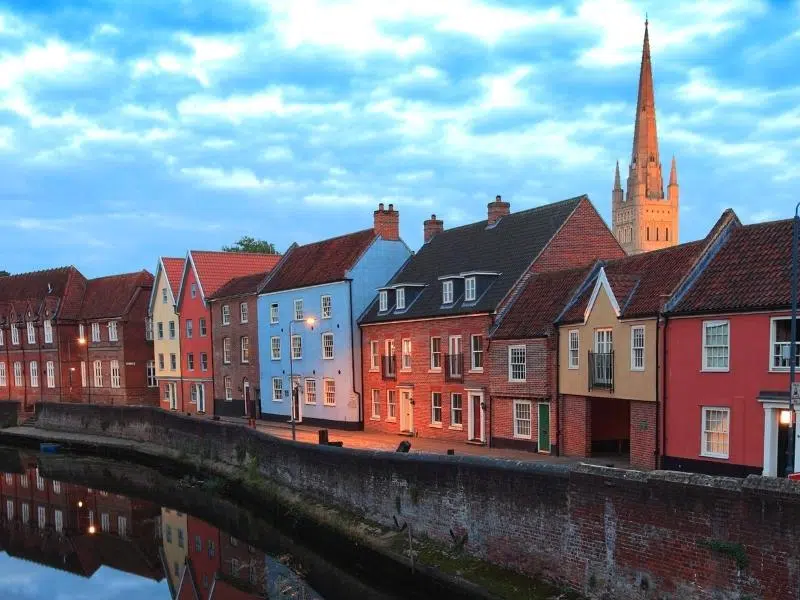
[538,402,551,453]
[467,391,485,442]
[196,384,205,413]
[168,383,178,411]
[400,390,414,433]
[243,379,250,416]
[291,377,302,423]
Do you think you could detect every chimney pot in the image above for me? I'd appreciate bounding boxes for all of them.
[374,203,400,241]
[378,202,385,211]
[487,194,511,225]
[388,203,394,211]
[496,195,501,201]
[423,214,444,244]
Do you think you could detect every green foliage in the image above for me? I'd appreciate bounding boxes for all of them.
[222,236,278,254]
[697,538,749,571]
[0,270,9,277]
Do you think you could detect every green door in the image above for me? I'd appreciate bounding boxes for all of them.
[538,403,551,453]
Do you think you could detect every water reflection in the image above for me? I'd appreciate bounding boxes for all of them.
[0,452,321,599]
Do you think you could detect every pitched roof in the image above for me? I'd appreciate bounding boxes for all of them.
[669,219,795,315]
[360,196,585,323]
[209,271,269,300]
[559,240,707,324]
[184,251,282,302]
[79,271,154,320]
[491,265,594,339]
[259,229,377,294]
[0,266,86,323]
[162,257,185,298]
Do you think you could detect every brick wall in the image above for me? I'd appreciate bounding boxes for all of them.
[561,394,591,457]
[630,400,657,470]
[33,402,800,600]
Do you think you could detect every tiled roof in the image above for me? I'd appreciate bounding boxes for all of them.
[669,219,795,315]
[0,266,86,323]
[260,229,377,293]
[210,271,269,300]
[161,257,185,298]
[559,240,707,323]
[188,251,282,300]
[360,196,585,323]
[492,265,594,339]
[79,270,154,319]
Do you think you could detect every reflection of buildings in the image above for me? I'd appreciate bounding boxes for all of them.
[162,507,189,594]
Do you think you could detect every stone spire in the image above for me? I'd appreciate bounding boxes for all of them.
[614,160,622,190]
[669,155,677,186]
[631,18,659,170]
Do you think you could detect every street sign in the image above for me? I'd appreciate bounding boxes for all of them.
[792,383,800,403]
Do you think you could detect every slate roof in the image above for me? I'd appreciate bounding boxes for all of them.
[0,266,86,324]
[491,265,594,339]
[669,219,795,315]
[360,196,585,323]
[210,271,269,300]
[259,229,377,294]
[161,257,185,299]
[559,240,707,324]
[79,270,153,319]
[185,251,282,301]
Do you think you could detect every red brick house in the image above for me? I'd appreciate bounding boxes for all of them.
[175,251,281,415]
[208,272,268,418]
[359,195,624,444]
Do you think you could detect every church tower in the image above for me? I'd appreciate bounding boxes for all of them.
[612,19,679,255]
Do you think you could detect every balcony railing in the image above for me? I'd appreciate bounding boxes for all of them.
[445,353,463,381]
[382,354,397,379]
[773,341,800,369]
[588,351,614,392]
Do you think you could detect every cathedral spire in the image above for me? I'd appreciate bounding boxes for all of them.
[614,160,622,190]
[631,18,659,168]
[669,155,677,186]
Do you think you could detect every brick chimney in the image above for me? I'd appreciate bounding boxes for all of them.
[423,214,444,243]
[373,203,400,241]
[487,195,510,225]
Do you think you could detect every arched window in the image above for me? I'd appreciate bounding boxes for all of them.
[656,227,659,241]
[646,227,650,241]
[666,227,670,241]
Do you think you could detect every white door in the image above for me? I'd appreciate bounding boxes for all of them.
[400,390,414,433]
[468,392,485,442]
[291,377,302,422]
[243,380,250,415]
[196,384,206,413]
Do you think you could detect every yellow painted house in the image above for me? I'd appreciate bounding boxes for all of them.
[149,257,184,411]
[160,507,188,594]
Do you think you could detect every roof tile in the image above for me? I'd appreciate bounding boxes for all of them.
[161,257,185,298]
[209,271,269,300]
[79,271,154,320]
[189,251,281,299]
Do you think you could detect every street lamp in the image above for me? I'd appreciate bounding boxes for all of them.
[78,335,89,403]
[786,201,800,477]
[288,316,317,441]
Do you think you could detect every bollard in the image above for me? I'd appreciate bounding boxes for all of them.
[318,429,329,445]
[396,440,411,453]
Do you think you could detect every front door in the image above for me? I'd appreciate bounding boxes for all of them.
[168,383,178,411]
[400,390,414,433]
[196,384,206,413]
[243,380,250,416]
[468,392,485,442]
[538,402,551,453]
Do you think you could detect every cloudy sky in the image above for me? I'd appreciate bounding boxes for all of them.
[0,0,798,277]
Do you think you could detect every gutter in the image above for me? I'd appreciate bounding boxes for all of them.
[349,282,362,429]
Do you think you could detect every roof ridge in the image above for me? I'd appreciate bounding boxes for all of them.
[189,249,282,257]
[0,266,74,279]
[294,228,375,248]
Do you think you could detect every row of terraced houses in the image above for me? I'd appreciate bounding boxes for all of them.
[1,23,798,479]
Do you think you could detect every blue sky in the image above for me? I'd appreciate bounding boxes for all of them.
[0,0,798,277]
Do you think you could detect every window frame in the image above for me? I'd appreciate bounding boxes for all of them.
[322,332,334,360]
[378,291,388,312]
[46,361,55,388]
[0,362,6,387]
[291,335,302,360]
[10,323,19,345]
[508,345,527,382]
[110,360,121,388]
[240,302,249,324]
[224,376,232,401]
[369,340,379,371]
[323,378,336,406]
[470,334,483,371]
[321,295,332,319]
[146,361,157,388]
[108,321,118,342]
[221,304,231,325]
[371,389,380,419]
[431,392,442,426]
[26,321,36,345]
[270,303,279,324]
[513,400,532,439]
[700,406,730,459]
[185,319,193,339]
[293,299,304,321]
[43,320,53,344]
[769,316,799,372]
[270,336,281,361]
[14,361,23,386]
[442,280,454,305]
[702,320,730,372]
[93,360,103,387]
[630,325,645,371]
[91,322,100,343]
[430,337,442,370]
[29,360,38,387]
[396,288,406,310]
[168,321,175,340]
[223,338,231,364]
[450,392,463,427]
[187,353,195,371]
[568,329,579,369]
[464,276,476,302]
[401,338,412,370]
[387,389,397,421]
[240,336,250,364]
[199,318,207,337]
[305,378,317,405]
[272,377,283,402]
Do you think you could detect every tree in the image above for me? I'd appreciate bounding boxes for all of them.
[0,270,9,277]
[222,236,278,254]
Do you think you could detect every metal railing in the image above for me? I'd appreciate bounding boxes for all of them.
[588,351,614,391]
[382,354,397,379]
[445,353,463,381]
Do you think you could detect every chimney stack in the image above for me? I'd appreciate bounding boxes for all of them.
[373,203,400,241]
[423,214,444,243]
[487,194,510,225]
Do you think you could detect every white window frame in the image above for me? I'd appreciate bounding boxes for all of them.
[157,322,164,340]
[145,317,153,341]
[470,334,483,371]
[442,280,454,304]
[78,323,85,341]
[387,389,397,420]
[240,302,249,323]
[200,352,208,371]
[305,378,317,404]
[271,336,281,360]
[26,321,36,345]
[162,288,168,304]
[0,362,6,386]
[700,406,730,459]
[322,333,334,360]
[508,345,526,382]
[185,319,193,338]
[291,335,302,359]
[146,361,157,388]
[0,329,4,346]
[108,321,118,342]
[464,277,476,302]
[190,283,197,298]
[168,320,175,340]
[272,377,283,402]
[80,361,87,387]
[323,378,336,406]
[10,323,19,345]
[169,353,177,371]
[294,299,304,321]
[769,316,799,372]
[240,336,250,364]
[379,291,388,312]
[91,322,101,342]
[187,353,194,371]
[513,400,532,439]
[29,361,38,388]
[321,295,332,319]
[221,304,231,325]
[224,376,233,401]
[369,340,379,371]
[568,330,579,369]
[702,320,730,372]
[270,303,279,324]
[43,320,53,344]
[630,326,645,371]
[199,318,207,337]
[110,360,121,388]
[371,389,380,419]
[431,392,442,426]
[450,393,463,427]
[430,337,442,370]
[14,362,23,387]
[223,338,231,364]
[401,338,412,370]
[93,360,103,387]
[396,288,406,310]
[46,361,55,388]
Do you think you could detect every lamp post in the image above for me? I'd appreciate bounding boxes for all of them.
[786,201,800,477]
[288,316,316,441]
[78,333,89,403]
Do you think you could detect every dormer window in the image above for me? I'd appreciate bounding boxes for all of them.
[396,288,406,310]
[464,277,476,302]
[379,291,388,312]
[442,280,454,305]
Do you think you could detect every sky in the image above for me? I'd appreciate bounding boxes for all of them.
[0,0,799,277]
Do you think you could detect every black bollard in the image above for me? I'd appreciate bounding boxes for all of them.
[318,429,329,445]
[396,440,411,453]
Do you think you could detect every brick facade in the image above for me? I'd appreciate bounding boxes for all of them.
[630,399,657,469]
[561,394,591,457]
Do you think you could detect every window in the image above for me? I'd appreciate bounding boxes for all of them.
[224,376,232,400]
[431,392,442,425]
[568,330,579,369]
[240,302,249,323]
[508,346,526,381]
[54,509,64,533]
[168,321,175,339]
[291,335,302,359]
[157,322,164,340]
[270,303,279,324]
[396,288,406,310]
[191,283,197,298]
[80,361,87,386]
[36,469,44,490]
[145,317,153,341]
[185,319,193,338]
[451,393,463,426]
[371,389,380,419]
[200,353,208,371]
[321,295,332,319]
[27,321,36,344]
[401,339,412,370]
[465,277,476,302]
[157,354,164,370]
[10,323,19,345]
[703,320,729,371]
[93,360,103,386]
[272,378,283,401]
[379,291,388,312]
[322,333,334,360]
[162,288,168,304]
[370,340,379,370]
[442,280,454,304]
[195,535,202,552]
[101,512,110,532]
[240,336,250,363]
[208,539,216,558]
[187,353,194,371]
[166,524,174,543]
[0,362,5,386]
[514,400,532,439]
[37,506,46,529]
[324,379,335,406]
[5,500,11,520]
[108,321,118,342]
[294,299,304,321]
[771,317,800,370]
[118,516,128,538]
[91,322,100,342]
[199,318,207,336]
[29,361,38,387]
[109,360,120,388]
[146,361,156,387]
[177,528,184,549]
[0,329,3,345]
[14,362,23,387]
[305,378,317,404]
[471,335,483,370]
[222,304,231,325]
[631,326,645,371]
[430,337,442,370]
[701,407,730,459]
[387,390,396,420]
[44,320,53,344]
[223,338,231,364]
[21,502,29,522]
[170,353,177,371]
[46,361,55,388]
[52,480,61,494]
[20,474,28,488]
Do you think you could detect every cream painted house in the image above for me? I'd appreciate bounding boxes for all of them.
[149,257,184,411]
[160,507,188,594]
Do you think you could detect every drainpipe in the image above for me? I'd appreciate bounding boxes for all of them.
[349,282,362,429]
[486,336,493,449]
[38,321,44,406]
[4,325,10,401]
[660,313,669,468]
[655,312,661,469]
[553,329,560,457]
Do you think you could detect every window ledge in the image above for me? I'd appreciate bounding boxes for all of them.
[448,425,463,431]
[508,378,526,383]
[400,368,412,373]
[323,403,336,407]
[369,368,379,372]
[630,367,645,372]
[430,422,442,428]
[513,434,532,440]
[468,368,484,374]
[272,399,283,402]
[386,417,397,422]
[700,368,730,373]
[370,416,380,421]
[700,452,729,460]
[428,368,442,373]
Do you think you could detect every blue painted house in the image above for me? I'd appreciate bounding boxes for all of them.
[257,204,411,428]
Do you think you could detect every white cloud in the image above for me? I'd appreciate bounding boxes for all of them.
[178,33,241,62]
[0,38,108,89]
[181,166,295,191]
[677,68,778,106]
[94,23,121,36]
[121,104,172,122]
[478,66,533,109]
[201,138,236,149]
[260,146,294,161]
[663,128,787,166]
[396,170,434,182]
[0,92,93,128]
[131,34,240,88]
